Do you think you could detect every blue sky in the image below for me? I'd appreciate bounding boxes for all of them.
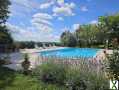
[7,0,119,42]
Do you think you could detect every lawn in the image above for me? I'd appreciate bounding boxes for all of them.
[0,66,66,90]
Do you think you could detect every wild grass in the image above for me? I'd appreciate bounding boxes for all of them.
[32,57,109,90]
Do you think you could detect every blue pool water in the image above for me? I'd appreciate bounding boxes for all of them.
[39,48,100,58]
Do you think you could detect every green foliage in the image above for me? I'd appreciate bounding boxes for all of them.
[60,31,77,47]
[32,59,109,90]
[106,50,119,80]
[0,0,11,24]
[60,13,119,48]
[65,59,108,90]
[32,61,67,85]
[21,53,30,75]
[98,14,119,45]
[0,0,14,53]
[0,26,13,44]
[0,0,11,41]
[0,66,67,90]
[0,59,109,90]
[76,24,101,47]
[60,24,105,47]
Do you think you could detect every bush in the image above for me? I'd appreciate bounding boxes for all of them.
[32,60,68,85]
[32,59,109,90]
[65,59,109,90]
[21,53,30,75]
[106,50,119,80]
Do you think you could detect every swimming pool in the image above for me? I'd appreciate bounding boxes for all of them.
[39,48,100,58]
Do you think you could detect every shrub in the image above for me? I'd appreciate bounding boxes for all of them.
[32,60,68,85]
[65,59,109,90]
[105,50,119,80]
[21,53,30,75]
[32,58,109,90]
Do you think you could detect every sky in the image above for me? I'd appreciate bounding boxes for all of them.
[7,0,119,42]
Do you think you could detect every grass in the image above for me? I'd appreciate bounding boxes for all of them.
[0,66,67,90]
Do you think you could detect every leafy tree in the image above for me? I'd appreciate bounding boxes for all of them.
[60,31,77,47]
[60,13,119,48]
[76,24,100,47]
[104,19,119,80]
[0,26,13,44]
[0,0,11,24]
[0,0,13,52]
[98,14,119,46]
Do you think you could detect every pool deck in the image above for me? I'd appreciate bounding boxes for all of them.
[2,47,113,71]
[2,47,67,70]
[20,47,67,54]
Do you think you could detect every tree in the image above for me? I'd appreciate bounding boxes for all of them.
[60,31,77,47]
[0,0,11,24]
[0,0,14,52]
[103,14,119,79]
[0,26,13,44]
[75,24,100,47]
[98,14,119,46]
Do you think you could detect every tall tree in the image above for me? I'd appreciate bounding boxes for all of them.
[0,0,13,52]
[0,0,11,24]
[60,31,77,47]
[98,14,119,45]
[75,24,100,47]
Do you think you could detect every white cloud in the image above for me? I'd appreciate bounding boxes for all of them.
[61,24,80,33]
[53,2,76,16]
[80,6,88,12]
[10,0,40,18]
[7,23,21,34]
[57,17,64,21]
[7,23,34,41]
[32,13,53,33]
[40,1,54,9]
[11,0,30,7]
[90,20,98,24]
[32,18,53,26]
[31,12,60,42]
[32,22,53,33]
[40,3,51,9]
[11,0,36,11]
[72,24,80,30]
[33,13,53,20]
[7,23,59,42]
